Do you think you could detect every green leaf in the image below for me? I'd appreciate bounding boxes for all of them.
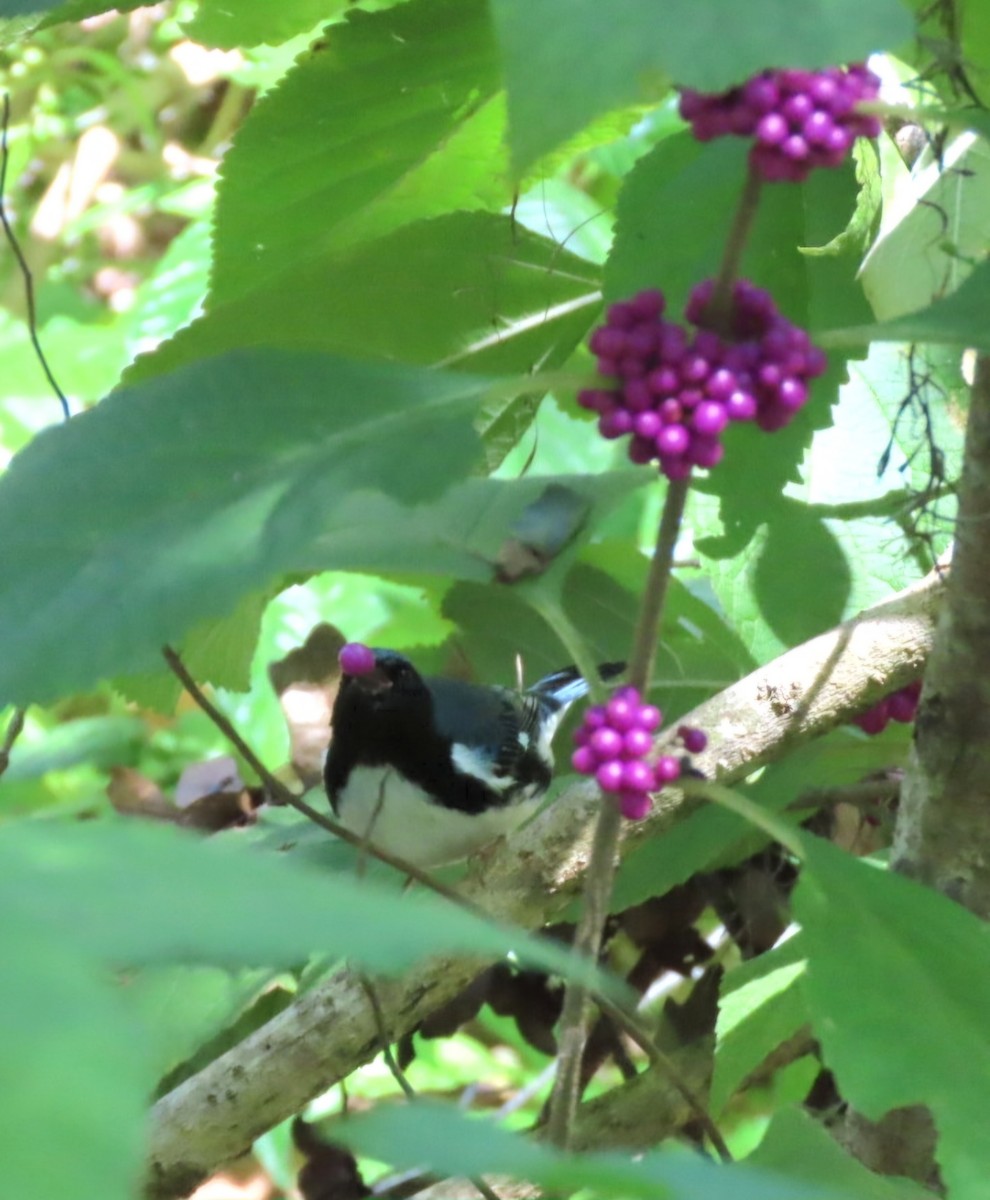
[210,0,504,304]
[120,965,284,1082]
[795,838,990,1200]
[0,819,623,995]
[125,219,212,355]
[183,0,343,48]
[861,133,990,322]
[3,715,146,781]
[712,939,809,1114]
[824,259,990,351]
[751,1107,934,1200]
[332,1098,841,1198]
[2,909,149,1200]
[0,349,485,705]
[126,213,601,405]
[491,0,912,172]
[752,501,852,652]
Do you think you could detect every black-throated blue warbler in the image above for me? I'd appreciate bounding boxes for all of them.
[324,645,624,867]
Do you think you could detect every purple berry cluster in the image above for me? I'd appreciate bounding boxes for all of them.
[853,680,921,735]
[578,281,826,478]
[679,65,882,182]
[572,687,707,820]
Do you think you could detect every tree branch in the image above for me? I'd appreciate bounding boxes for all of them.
[146,567,943,1198]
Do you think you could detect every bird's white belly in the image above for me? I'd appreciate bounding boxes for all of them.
[335,765,542,867]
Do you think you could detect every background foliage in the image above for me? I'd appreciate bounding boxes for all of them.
[0,1,985,1199]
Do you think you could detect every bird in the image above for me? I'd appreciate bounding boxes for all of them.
[324,648,625,867]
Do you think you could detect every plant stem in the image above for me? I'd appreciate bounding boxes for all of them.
[0,705,26,780]
[545,475,691,1148]
[627,475,691,691]
[705,165,763,332]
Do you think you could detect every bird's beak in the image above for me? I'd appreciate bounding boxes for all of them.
[350,666,392,696]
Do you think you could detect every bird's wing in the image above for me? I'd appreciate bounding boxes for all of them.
[428,677,543,790]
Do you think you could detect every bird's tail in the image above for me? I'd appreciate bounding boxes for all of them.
[527,661,626,712]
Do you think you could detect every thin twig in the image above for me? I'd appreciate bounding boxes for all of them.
[627,475,691,693]
[546,475,694,1149]
[0,93,70,420]
[595,996,732,1162]
[358,975,417,1101]
[787,777,901,814]
[161,644,474,908]
[0,706,26,780]
[358,974,503,1200]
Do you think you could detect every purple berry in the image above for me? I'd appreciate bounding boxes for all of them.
[633,411,663,439]
[654,756,682,784]
[804,110,834,145]
[777,378,808,411]
[584,705,607,729]
[619,790,652,821]
[692,400,729,437]
[678,725,708,753]
[656,424,690,457]
[599,410,634,439]
[606,301,636,329]
[622,728,654,758]
[629,288,665,319]
[636,704,662,731]
[590,727,624,759]
[726,390,758,421]
[622,760,655,792]
[572,746,597,774]
[628,437,656,465]
[339,643,376,676]
[689,435,724,469]
[854,701,890,736]
[596,760,625,792]
[781,92,814,124]
[605,695,637,732]
[888,691,919,724]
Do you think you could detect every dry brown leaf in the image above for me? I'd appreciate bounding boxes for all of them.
[106,766,176,821]
[268,624,346,788]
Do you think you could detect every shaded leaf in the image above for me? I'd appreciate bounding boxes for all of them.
[0,349,486,705]
[796,837,990,1199]
[332,1098,841,1198]
[751,1107,934,1200]
[0,819,626,996]
[495,483,591,581]
[711,938,809,1113]
[825,259,990,352]
[492,0,910,172]
[2,909,149,1200]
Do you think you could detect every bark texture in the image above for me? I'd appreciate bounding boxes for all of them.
[893,355,990,919]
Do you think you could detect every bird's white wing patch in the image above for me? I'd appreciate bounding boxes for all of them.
[450,741,516,791]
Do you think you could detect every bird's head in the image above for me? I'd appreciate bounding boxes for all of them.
[335,648,431,720]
